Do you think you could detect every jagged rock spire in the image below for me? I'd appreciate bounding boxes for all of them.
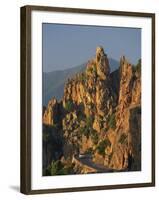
[96,46,110,80]
[42,46,141,172]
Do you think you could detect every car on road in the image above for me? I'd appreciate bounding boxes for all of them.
[79,153,92,159]
[79,154,86,158]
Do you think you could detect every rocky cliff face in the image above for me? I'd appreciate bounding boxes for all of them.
[106,56,141,170]
[43,46,141,174]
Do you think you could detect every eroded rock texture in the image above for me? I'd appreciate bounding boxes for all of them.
[42,46,141,174]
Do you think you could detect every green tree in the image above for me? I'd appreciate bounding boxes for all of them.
[85,147,93,154]
[79,72,86,82]
[50,160,63,175]
[92,65,97,73]
[86,116,93,127]
[136,59,141,74]
[91,130,99,145]
[64,100,73,112]
[96,139,111,157]
[47,160,74,176]
[108,113,116,130]
[119,133,127,144]
[43,131,49,142]
[83,126,90,139]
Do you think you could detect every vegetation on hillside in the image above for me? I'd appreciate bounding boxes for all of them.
[108,113,116,130]
[96,139,111,157]
[44,160,74,176]
[64,100,73,112]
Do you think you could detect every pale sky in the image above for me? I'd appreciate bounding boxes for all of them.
[43,23,141,72]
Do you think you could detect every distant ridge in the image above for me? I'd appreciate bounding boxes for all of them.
[43,58,119,105]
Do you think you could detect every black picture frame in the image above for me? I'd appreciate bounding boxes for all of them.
[20,5,155,194]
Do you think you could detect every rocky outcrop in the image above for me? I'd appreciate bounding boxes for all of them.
[107,56,141,170]
[43,98,59,125]
[43,98,63,126]
[63,46,114,118]
[42,46,141,174]
[96,46,110,80]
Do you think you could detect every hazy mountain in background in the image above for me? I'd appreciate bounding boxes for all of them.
[43,58,119,105]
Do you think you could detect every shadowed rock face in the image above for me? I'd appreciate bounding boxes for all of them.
[42,46,141,174]
[107,56,141,170]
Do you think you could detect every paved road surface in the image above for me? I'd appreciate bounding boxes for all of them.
[75,155,113,173]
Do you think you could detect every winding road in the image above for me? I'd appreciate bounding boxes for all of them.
[74,154,113,173]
